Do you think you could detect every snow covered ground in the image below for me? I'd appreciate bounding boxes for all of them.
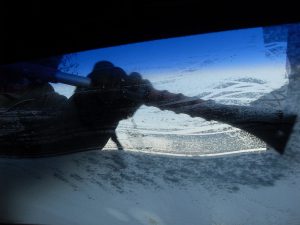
[111,74,286,155]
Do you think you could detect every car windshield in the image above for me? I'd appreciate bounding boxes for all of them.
[54,25,288,155]
[1,23,299,225]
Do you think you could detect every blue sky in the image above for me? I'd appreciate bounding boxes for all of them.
[66,27,284,76]
[55,26,287,97]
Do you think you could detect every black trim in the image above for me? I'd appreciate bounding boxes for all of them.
[1,1,300,64]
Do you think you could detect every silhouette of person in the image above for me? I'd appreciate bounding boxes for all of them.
[0,58,152,157]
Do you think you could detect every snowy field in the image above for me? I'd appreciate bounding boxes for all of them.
[112,73,286,155]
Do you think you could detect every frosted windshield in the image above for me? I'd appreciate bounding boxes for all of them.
[54,26,288,155]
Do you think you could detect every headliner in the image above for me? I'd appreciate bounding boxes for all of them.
[1,1,299,64]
